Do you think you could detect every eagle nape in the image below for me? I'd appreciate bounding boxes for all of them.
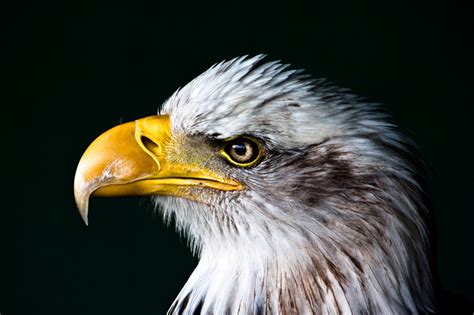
[74,55,436,314]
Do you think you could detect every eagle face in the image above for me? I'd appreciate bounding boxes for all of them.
[75,55,434,314]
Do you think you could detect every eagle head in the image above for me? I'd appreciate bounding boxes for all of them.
[74,55,434,314]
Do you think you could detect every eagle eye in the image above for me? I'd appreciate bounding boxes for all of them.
[221,137,263,167]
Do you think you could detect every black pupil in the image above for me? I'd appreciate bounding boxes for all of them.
[232,143,247,156]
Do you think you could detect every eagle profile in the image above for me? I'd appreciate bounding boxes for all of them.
[74,55,434,314]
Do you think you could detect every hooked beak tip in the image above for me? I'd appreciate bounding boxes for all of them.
[75,194,90,226]
[74,178,91,226]
[80,206,89,226]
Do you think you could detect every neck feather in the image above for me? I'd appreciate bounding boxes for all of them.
[167,225,430,315]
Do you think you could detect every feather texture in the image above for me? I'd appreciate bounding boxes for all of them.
[153,56,434,314]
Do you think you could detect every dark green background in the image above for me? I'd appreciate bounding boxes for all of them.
[3,1,472,314]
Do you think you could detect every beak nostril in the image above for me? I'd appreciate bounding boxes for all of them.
[141,136,161,155]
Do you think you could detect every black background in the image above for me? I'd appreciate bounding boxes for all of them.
[3,1,473,314]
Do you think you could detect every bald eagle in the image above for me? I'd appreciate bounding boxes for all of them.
[74,55,435,314]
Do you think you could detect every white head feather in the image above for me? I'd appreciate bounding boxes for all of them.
[153,55,434,314]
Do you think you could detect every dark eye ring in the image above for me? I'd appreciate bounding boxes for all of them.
[221,137,263,167]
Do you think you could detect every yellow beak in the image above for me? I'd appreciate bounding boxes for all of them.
[74,115,243,225]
